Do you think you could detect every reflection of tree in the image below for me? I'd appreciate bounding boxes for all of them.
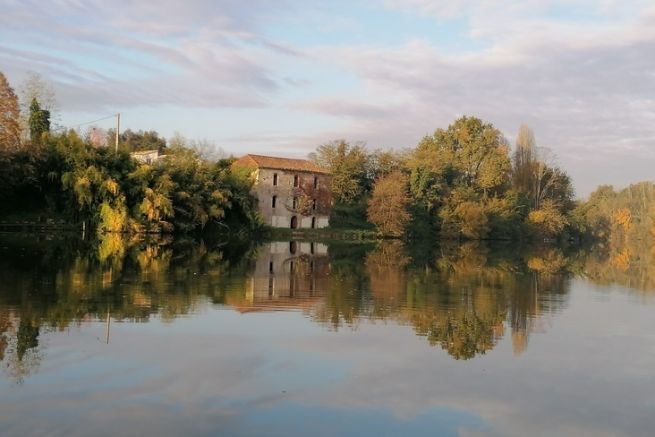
[0,311,43,384]
[16,319,39,361]
[6,232,655,378]
[311,243,372,330]
[312,241,572,360]
[366,240,410,318]
[570,239,655,293]
[0,233,257,381]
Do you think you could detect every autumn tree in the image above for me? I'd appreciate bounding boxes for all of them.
[407,116,511,217]
[367,171,412,237]
[0,72,22,151]
[511,125,573,211]
[309,140,370,204]
[527,200,568,239]
[432,116,511,194]
[512,124,536,195]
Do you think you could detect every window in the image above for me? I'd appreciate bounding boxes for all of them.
[269,261,274,273]
[293,175,299,187]
[290,241,297,254]
[272,195,277,208]
[313,176,318,189]
[311,217,316,229]
[273,173,278,186]
[312,199,316,210]
[292,197,298,209]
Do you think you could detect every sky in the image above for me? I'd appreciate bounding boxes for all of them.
[2,0,655,196]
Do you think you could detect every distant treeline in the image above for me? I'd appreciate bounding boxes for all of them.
[311,119,576,240]
[311,120,655,243]
[2,70,653,242]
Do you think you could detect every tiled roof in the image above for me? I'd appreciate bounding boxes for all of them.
[232,154,330,174]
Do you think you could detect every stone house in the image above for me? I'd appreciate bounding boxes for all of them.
[131,149,165,164]
[232,154,332,229]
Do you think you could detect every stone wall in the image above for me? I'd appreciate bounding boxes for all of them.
[253,168,332,228]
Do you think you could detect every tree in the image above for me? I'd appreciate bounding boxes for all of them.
[28,98,50,146]
[511,125,574,210]
[0,72,21,151]
[107,129,167,153]
[19,72,58,139]
[367,171,412,237]
[431,116,511,194]
[407,116,511,212]
[512,124,536,195]
[309,140,370,204]
[527,200,568,239]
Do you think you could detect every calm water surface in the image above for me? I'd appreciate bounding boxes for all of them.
[0,234,654,436]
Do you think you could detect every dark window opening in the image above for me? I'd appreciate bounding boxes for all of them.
[290,216,298,229]
[269,261,274,273]
[290,241,297,254]
[310,242,315,254]
[293,175,299,187]
[292,197,298,209]
[311,217,316,229]
[273,173,278,186]
[312,199,316,210]
[313,176,318,189]
[272,195,277,208]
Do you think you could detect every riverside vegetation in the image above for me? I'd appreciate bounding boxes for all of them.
[2,71,655,244]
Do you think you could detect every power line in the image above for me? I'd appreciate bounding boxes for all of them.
[71,113,118,129]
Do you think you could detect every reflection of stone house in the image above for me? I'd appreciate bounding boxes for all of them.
[232,154,331,229]
[233,241,330,312]
[131,149,164,164]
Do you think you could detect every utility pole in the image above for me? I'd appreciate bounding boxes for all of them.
[114,113,121,152]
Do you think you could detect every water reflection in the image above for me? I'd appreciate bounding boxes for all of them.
[1,233,654,384]
[229,241,331,312]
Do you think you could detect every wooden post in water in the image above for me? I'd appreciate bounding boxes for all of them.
[105,308,111,344]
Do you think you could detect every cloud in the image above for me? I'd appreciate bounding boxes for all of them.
[297,5,655,194]
[2,0,655,194]
[0,0,299,110]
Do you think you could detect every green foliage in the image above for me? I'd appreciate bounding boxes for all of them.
[0,129,261,235]
[308,116,573,242]
[28,98,50,146]
[309,140,371,204]
[417,116,511,195]
[108,129,167,153]
[329,201,373,230]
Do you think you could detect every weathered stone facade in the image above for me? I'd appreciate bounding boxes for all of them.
[232,155,332,229]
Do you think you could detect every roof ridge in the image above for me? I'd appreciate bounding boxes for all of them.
[234,154,330,174]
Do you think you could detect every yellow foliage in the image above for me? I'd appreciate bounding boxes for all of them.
[613,208,632,229]
[103,178,119,196]
[610,248,631,271]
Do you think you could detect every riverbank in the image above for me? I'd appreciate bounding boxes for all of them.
[267,227,378,242]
